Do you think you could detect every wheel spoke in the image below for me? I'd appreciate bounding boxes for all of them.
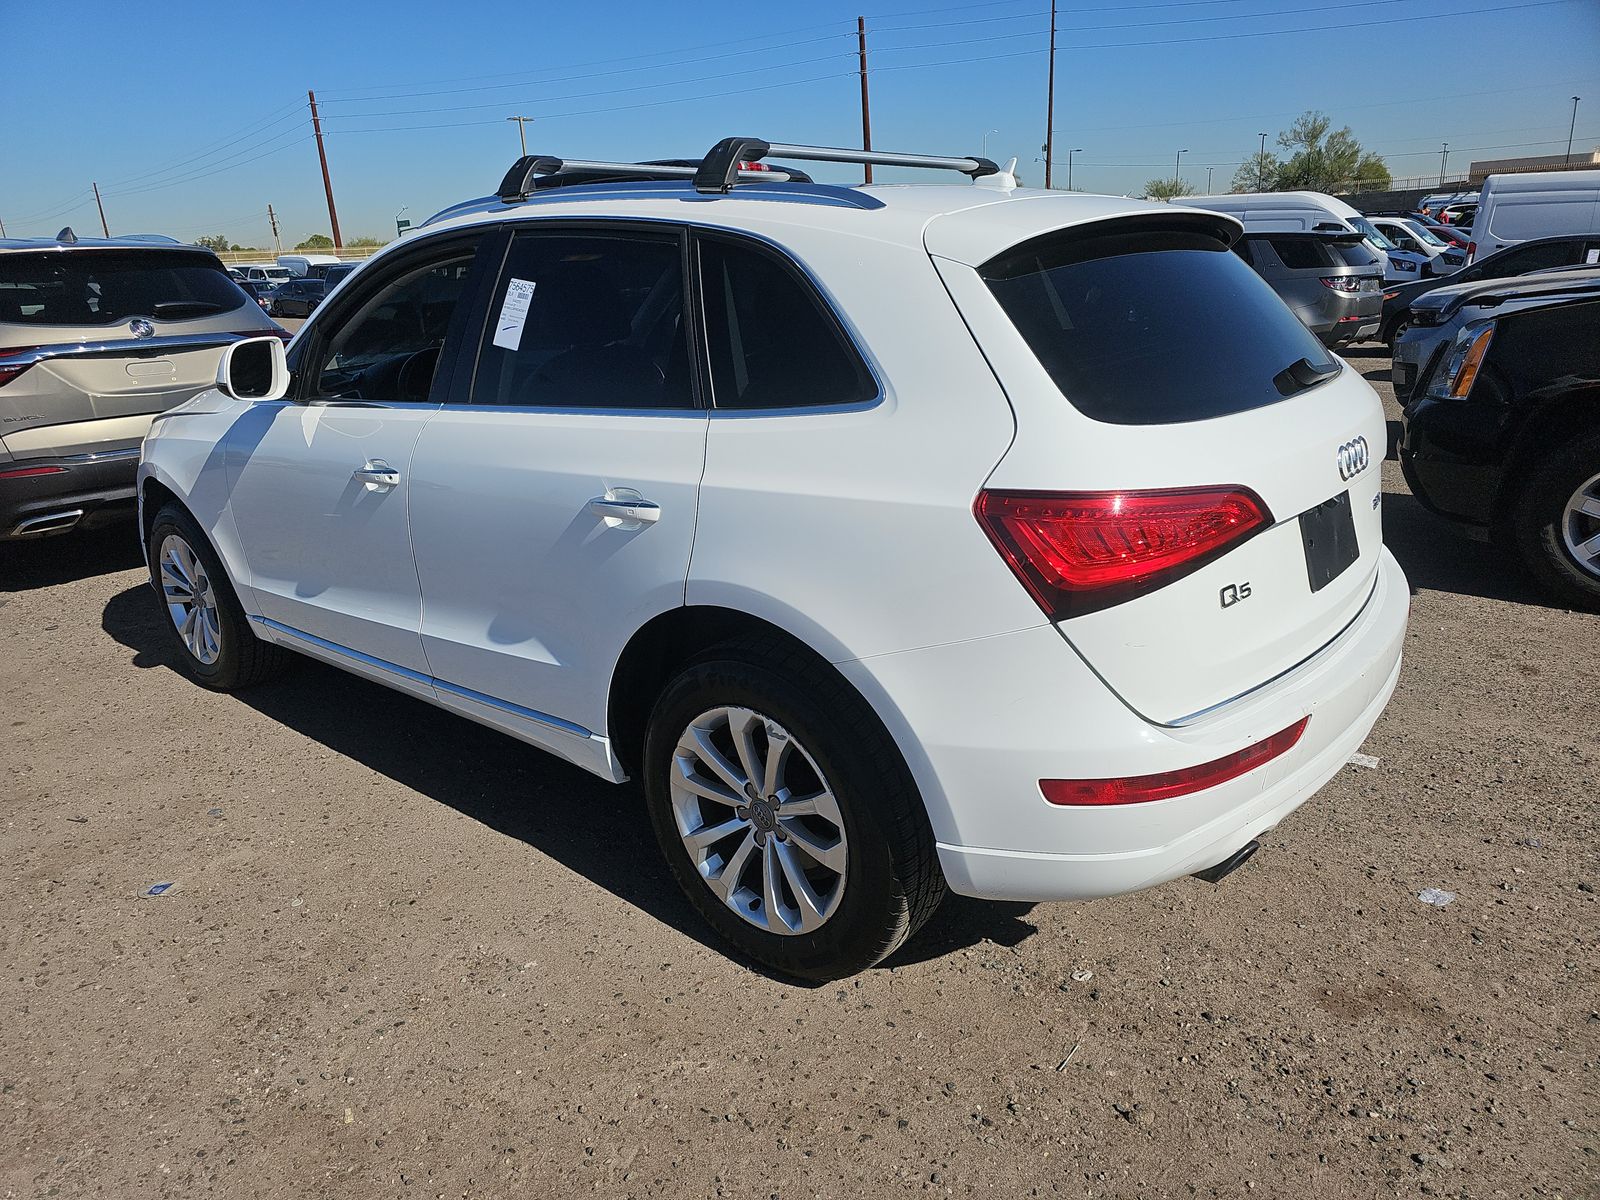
[671,753,743,807]
[762,732,790,799]
[774,840,829,932]
[1578,496,1600,520]
[684,815,748,854]
[727,709,765,795]
[779,818,846,874]
[159,562,193,601]
[705,829,757,902]
[1576,530,1600,562]
[687,726,749,794]
[761,838,788,932]
[779,788,842,826]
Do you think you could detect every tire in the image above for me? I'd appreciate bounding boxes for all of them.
[1510,430,1600,611]
[147,502,292,689]
[642,634,944,981]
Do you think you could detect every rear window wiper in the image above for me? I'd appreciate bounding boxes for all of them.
[1273,356,1341,397]
[151,300,230,318]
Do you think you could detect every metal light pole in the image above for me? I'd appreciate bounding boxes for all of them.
[981,128,999,158]
[1258,132,1268,189]
[506,116,535,157]
[1175,148,1187,186]
[1206,166,1214,193]
[1439,142,1449,187]
[1567,96,1582,165]
[1068,148,1082,191]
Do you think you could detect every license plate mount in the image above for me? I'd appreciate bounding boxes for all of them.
[1300,491,1359,592]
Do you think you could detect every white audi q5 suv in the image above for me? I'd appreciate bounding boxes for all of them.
[138,139,1409,980]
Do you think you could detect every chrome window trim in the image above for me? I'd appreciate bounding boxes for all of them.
[250,616,596,740]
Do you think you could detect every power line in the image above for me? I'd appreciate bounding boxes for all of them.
[99,99,306,189]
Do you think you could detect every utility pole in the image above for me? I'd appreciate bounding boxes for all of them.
[267,204,282,255]
[0,216,7,238]
[1174,148,1187,186]
[92,182,109,237]
[1439,142,1449,187]
[1206,165,1214,193]
[1043,0,1057,189]
[1567,96,1582,165]
[506,116,535,157]
[857,17,873,184]
[307,89,343,251]
[1258,132,1268,189]
[1067,148,1082,191]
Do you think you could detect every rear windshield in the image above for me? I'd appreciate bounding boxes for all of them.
[0,250,247,326]
[981,228,1337,425]
[1257,235,1376,271]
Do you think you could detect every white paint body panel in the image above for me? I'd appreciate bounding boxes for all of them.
[1471,169,1600,261]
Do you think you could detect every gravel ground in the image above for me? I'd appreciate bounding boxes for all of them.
[2,344,1596,1199]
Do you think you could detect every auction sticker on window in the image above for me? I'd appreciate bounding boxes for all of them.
[492,278,537,351]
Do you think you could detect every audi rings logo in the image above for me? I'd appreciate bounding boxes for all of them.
[1337,436,1370,482]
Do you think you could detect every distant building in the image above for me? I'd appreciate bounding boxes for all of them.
[1467,149,1600,184]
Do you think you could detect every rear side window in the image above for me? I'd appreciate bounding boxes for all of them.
[1266,237,1340,270]
[1491,240,1579,277]
[0,250,246,326]
[698,237,875,410]
[981,228,1337,425]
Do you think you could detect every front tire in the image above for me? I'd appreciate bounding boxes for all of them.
[642,635,944,981]
[1511,431,1600,610]
[147,503,292,689]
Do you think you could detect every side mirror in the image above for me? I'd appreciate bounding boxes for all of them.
[216,336,290,401]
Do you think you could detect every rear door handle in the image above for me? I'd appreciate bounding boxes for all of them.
[588,496,661,526]
[353,461,401,488]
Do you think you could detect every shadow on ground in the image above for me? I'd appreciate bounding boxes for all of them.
[1381,490,1563,608]
[100,584,1037,982]
[0,523,143,593]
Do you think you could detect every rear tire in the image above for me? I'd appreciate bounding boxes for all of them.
[642,634,944,981]
[147,503,292,689]
[1510,431,1600,611]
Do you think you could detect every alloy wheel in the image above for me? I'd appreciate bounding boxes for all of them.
[668,706,847,935]
[158,533,222,665]
[1560,470,1600,579]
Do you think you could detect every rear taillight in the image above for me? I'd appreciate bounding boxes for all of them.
[0,349,39,389]
[1467,241,1476,258]
[974,486,1272,619]
[1040,717,1308,806]
[1320,276,1360,292]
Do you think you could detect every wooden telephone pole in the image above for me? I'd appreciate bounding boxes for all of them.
[307,90,343,251]
[1043,0,1057,189]
[857,17,873,184]
[267,204,282,255]
[92,182,110,237]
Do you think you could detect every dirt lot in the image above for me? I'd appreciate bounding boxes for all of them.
[2,346,1595,1199]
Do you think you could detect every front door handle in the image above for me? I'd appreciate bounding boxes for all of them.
[588,495,661,527]
[353,461,401,488]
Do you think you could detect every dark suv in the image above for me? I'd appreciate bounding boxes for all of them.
[1401,291,1600,608]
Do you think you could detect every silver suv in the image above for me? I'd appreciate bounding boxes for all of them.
[0,231,282,538]
[1233,231,1384,348]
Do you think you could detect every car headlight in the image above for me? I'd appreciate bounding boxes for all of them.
[1391,259,1419,273]
[1426,324,1494,400]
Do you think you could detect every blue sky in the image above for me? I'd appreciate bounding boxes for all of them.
[3,0,1597,247]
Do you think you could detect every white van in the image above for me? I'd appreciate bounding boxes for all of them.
[1177,191,1431,283]
[276,253,341,278]
[1470,170,1600,262]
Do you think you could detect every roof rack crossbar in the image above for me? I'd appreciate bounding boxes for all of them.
[497,155,790,201]
[693,137,999,194]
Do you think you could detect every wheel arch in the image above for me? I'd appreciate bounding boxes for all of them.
[1492,384,1600,526]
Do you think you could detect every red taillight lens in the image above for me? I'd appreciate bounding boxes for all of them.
[0,464,68,480]
[0,350,39,389]
[1466,241,1476,258]
[974,487,1272,619]
[1041,717,1309,806]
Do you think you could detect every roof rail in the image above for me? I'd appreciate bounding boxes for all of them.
[496,156,794,202]
[692,137,999,194]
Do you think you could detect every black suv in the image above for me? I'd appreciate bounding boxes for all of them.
[1400,291,1600,608]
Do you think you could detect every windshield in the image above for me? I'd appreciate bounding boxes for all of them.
[981,229,1337,425]
[0,250,247,326]
[1403,221,1448,247]
[1350,217,1397,253]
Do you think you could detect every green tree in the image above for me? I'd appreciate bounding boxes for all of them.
[1143,177,1198,202]
[1230,152,1280,193]
[295,233,335,250]
[347,235,384,248]
[194,234,230,253]
[1250,111,1390,194]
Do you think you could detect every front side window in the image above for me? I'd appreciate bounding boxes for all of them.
[1350,217,1397,253]
[698,237,875,410]
[469,230,692,409]
[314,249,478,403]
[981,226,1337,425]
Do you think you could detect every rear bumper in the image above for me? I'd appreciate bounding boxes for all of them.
[840,548,1409,903]
[0,448,140,539]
